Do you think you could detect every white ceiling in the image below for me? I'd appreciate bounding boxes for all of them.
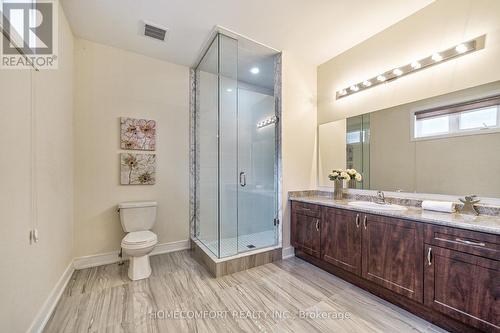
[61,0,433,67]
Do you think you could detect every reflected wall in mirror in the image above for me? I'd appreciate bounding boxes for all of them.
[318,81,500,198]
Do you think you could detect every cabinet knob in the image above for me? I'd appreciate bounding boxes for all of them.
[315,219,320,231]
[427,247,432,266]
[363,216,367,229]
[355,214,360,228]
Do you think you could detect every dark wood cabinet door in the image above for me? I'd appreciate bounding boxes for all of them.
[362,214,424,302]
[321,208,361,275]
[291,208,321,258]
[424,245,500,332]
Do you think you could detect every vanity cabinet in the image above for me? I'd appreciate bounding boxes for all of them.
[321,207,361,275]
[290,201,500,333]
[362,213,424,302]
[291,202,321,258]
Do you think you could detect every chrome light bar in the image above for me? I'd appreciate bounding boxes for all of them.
[336,35,486,99]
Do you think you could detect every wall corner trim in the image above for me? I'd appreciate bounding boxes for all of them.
[27,261,75,333]
[282,246,295,259]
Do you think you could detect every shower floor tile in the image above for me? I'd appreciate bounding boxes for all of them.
[203,230,277,257]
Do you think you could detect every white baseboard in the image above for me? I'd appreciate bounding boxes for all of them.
[282,246,295,259]
[27,261,75,333]
[151,239,190,256]
[73,239,190,270]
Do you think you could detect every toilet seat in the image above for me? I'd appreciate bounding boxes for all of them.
[121,230,157,248]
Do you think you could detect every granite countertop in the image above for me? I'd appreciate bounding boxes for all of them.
[290,195,500,235]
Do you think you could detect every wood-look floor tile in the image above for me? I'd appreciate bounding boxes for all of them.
[64,262,129,297]
[45,251,448,333]
[272,257,353,296]
[324,288,430,333]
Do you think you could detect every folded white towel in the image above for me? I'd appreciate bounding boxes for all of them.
[422,200,455,213]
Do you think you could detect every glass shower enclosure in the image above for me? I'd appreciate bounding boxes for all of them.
[194,32,280,258]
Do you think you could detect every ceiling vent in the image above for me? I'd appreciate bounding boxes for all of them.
[143,21,168,42]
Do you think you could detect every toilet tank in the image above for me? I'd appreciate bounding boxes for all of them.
[118,201,157,232]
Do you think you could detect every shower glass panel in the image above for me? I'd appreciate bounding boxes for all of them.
[346,114,370,189]
[218,35,238,257]
[196,36,220,257]
[195,33,279,258]
[237,88,277,253]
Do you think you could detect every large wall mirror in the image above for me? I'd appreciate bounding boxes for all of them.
[318,81,500,198]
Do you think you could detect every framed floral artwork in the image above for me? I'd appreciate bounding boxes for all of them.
[120,117,156,151]
[120,153,156,185]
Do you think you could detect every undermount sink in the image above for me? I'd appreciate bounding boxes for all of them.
[347,201,407,212]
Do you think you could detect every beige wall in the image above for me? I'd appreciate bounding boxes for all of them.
[370,107,416,192]
[74,39,190,256]
[0,3,74,332]
[318,0,500,124]
[318,119,346,186]
[281,52,318,249]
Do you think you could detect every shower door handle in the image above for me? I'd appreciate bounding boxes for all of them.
[239,172,246,187]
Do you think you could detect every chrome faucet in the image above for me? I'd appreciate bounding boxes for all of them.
[376,191,386,204]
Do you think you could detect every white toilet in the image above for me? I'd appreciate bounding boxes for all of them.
[118,201,158,280]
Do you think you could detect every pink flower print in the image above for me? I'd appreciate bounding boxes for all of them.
[140,120,156,139]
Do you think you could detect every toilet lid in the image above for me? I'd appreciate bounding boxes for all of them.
[122,230,157,245]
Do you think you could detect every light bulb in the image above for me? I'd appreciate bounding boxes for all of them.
[432,53,443,62]
[455,44,468,54]
[350,85,359,92]
[339,89,347,96]
[411,61,421,69]
[393,68,403,76]
[250,67,260,74]
[363,80,371,87]
[377,75,386,82]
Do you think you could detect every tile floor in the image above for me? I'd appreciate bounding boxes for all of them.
[44,250,448,333]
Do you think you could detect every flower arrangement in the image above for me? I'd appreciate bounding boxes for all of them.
[329,168,362,182]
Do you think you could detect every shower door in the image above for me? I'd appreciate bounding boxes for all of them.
[237,87,278,253]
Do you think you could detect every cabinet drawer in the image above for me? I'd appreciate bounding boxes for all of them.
[291,201,321,218]
[424,224,500,261]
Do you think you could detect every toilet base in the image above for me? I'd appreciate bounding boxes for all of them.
[128,254,152,280]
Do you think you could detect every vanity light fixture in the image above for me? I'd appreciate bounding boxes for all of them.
[256,116,278,129]
[336,35,486,99]
[250,67,260,74]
